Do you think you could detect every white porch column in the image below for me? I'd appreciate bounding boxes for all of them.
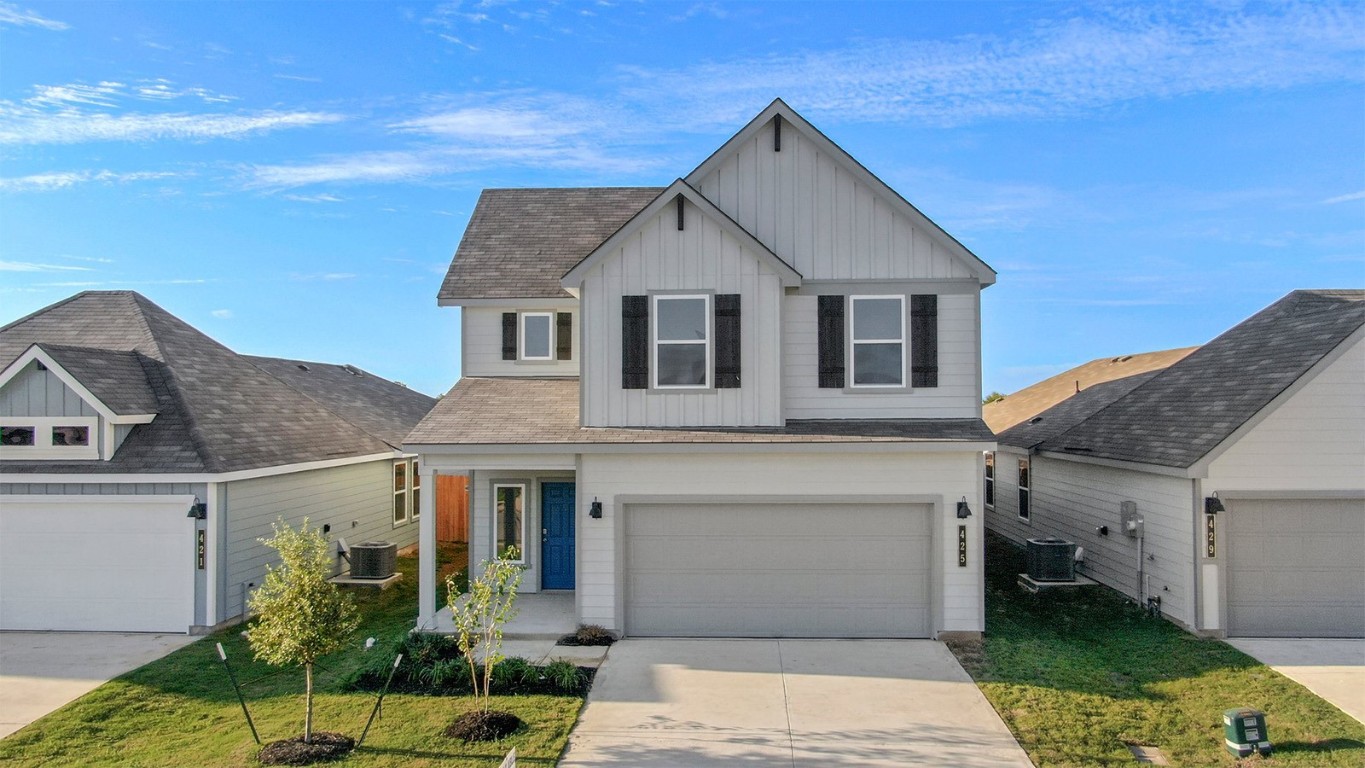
[417,462,438,629]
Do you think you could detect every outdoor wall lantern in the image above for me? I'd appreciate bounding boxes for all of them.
[1204,493,1226,515]
[187,499,207,519]
[590,498,603,519]
[956,497,973,519]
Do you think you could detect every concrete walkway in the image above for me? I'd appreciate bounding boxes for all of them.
[559,639,1033,767]
[1227,638,1365,725]
[0,631,198,739]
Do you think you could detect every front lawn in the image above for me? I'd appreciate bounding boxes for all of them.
[0,545,585,767]
[952,532,1365,767]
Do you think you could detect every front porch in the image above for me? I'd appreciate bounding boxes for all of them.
[426,591,577,639]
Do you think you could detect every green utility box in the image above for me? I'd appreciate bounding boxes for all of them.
[1223,707,1272,757]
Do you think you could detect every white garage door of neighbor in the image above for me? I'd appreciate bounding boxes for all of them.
[1226,497,1365,638]
[0,496,196,633]
[625,502,932,638]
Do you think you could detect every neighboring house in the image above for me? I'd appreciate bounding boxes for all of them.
[0,291,436,633]
[983,290,1365,638]
[408,99,998,640]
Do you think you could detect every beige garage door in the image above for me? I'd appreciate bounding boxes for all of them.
[624,502,932,638]
[1226,498,1365,638]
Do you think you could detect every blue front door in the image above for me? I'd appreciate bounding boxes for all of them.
[541,482,575,590]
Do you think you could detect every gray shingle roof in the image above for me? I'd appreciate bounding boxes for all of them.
[407,376,994,446]
[36,344,160,414]
[1019,290,1365,468]
[438,187,664,300]
[0,291,435,474]
[994,371,1165,450]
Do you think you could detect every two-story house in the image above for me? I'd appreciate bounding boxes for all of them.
[407,100,997,639]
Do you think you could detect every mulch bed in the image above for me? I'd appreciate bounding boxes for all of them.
[444,710,523,742]
[258,732,355,765]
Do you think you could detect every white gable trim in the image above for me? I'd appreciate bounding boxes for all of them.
[685,98,996,287]
[0,450,404,485]
[0,345,156,425]
[561,179,802,289]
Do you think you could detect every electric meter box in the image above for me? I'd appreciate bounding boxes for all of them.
[1223,707,1271,757]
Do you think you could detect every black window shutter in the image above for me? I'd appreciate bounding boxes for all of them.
[556,312,573,361]
[714,294,741,388]
[817,295,845,388]
[911,294,938,388]
[622,296,649,389]
[502,312,517,361]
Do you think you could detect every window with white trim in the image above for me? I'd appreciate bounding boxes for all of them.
[494,483,526,562]
[411,460,421,520]
[1018,457,1031,521]
[520,312,553,360]
[984,452,995,509]
[393,461,409,525]
[0,416,99,460]
[850,295,905,387]
[653,294,710,389]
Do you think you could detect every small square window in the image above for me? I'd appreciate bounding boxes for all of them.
[1,426,35,446]
[52,426,90,446]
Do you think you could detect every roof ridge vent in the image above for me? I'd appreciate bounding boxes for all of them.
[296,363,310,371]
[342,364,363,376]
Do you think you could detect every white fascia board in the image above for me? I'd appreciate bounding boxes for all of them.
[1,451,401,486]
[3,493,198,506]
[560,179,802,289]
[407,441,997,456]
[1034,448,1194,478]
[437,297,577,309]
[684,98,996,287]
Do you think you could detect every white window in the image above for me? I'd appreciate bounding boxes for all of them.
[984,452,995,509]
[1018,457,1031,522]
[850,296,905,388]
[393,461,409,525]
[0,416,99,460]
[494,483,526,561]
[653,294,710,389]
[520,312,553,361]
[411,460,421,520]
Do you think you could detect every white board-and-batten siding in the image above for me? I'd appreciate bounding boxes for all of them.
[222,459,417,621]
[691,119,976,283]
[462,307,579,377]
[0,363,97,418]
[1206,334,1365,493]
[987,450,1196,628]
[578,196,784,427]
[577,451,986,636]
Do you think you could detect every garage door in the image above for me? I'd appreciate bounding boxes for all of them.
[625,502,931,638]
[0,496,196,632]
[1226,498,1365,638]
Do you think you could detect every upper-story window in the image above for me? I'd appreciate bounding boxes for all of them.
[520,312,553,360]
[653,294,711,389]
[0,416,99,460]
[503,311,573,363]
[850,295,905,388]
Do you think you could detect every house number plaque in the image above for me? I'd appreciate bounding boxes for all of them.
[958,525,968,567]
[197,529,206,570]
[1204,514,1216,558]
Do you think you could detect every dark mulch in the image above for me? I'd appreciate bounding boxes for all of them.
[257,732,355,765]
[556,625,616,646]
[444,710,523,742]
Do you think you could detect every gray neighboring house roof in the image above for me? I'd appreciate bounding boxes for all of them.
[0,291,436,474]
[438,187,665,301]
[1003,290,1365,469]
[407,377,994,447]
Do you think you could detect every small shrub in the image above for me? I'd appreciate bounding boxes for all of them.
[345,631,468,695]
[558,624,616,646]
[543,660,586,691]
[490,657,535,692]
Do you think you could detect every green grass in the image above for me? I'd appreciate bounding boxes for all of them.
[0,546,585,767]
[951,533,1365,767]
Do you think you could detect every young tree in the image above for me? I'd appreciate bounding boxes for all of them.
[246,518,359,744]
[447,547,523,710]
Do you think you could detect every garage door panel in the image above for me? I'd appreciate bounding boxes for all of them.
[625,502,932,638]
[1227,498,1364,638]
[0,498,195,633]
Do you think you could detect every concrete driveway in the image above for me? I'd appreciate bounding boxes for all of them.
[0,631,198,739]
[1227,638,1365,725]
[559,639,1033,767]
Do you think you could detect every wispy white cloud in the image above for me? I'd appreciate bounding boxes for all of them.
[1322,190,1365,205]
[282,193,345,203]
[0,170,179,192]
[133,79,236,104]
[0,260,92,272]
[274,73,323,83]
[211,309,234,319]
[0,1,67,30]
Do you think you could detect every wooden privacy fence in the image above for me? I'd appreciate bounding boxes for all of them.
[436,474,470,543]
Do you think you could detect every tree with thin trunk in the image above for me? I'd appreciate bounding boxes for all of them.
[246,518,359,744]
[448,546,523,710]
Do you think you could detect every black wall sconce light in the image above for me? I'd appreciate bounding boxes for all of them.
[187,499,207,519]
[1204,493,1225,514]
[956,497,973,519]
[589,498,603,519]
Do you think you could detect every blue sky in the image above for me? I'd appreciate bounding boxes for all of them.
[1,1,1361,398]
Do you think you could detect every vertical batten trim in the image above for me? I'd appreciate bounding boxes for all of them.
[676,195,685,231]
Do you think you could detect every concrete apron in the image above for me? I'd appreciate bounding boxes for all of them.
[0,631,199,740]
[1227,638,1365,725]
[559,638,1034,768]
